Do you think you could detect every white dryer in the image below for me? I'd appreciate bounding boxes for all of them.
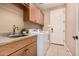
[29,29,49,56]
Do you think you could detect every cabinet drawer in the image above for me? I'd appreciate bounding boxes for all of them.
[10,42,36,56]
[10,47,26,56]
[25,42,37,56]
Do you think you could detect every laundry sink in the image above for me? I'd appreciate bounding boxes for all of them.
[8,34,28,38]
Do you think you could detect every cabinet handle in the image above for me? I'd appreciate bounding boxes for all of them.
[24,49,28,52]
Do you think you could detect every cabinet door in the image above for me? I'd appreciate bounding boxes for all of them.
[29,4,36,22]
[24,42,37,56]
[9,42,36,56]
[37,10,44,25]
[29,3,44,25]
[10,48,26,56]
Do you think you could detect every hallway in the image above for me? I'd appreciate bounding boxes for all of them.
[46,44,72,56]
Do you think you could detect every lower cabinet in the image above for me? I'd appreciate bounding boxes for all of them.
[10,47,25,56]
[24,43,37,56]
[10,42,37,56]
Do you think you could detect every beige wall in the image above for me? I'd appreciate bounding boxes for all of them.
[66,4,76,55]
[0,4,24,33]
[43,10,50,31]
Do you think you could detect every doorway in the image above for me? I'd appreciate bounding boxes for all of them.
[49,7,66,45]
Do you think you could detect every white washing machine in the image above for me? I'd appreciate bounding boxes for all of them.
[29,29,49,56]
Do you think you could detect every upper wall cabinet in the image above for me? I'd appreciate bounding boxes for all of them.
[24,3,44,26]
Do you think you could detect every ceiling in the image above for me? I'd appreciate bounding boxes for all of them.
[35,3,65,10]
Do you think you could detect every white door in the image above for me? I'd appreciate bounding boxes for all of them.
[50,8,65,44]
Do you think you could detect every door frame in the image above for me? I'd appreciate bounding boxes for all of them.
[76,4,79,56]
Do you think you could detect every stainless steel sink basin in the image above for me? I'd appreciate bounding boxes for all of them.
[8,34,28,38]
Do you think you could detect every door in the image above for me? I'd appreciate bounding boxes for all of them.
[66,4,77,55]
[50,8,65,44]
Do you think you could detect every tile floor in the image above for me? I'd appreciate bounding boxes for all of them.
[45,44,71,56]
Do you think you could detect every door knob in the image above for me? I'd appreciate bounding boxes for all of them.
[51,28,53,32]
[72,35,78,40]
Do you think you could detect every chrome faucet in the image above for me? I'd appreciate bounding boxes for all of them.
[12,25,19,35]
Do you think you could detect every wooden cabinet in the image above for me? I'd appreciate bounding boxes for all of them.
[12,3,44,25]
[10,42,36,56]
[0,36,37,56]
[29,3,37,23]
[24,43,37,56]
[10,47,26,56]
[24,3,44,25]
[37,10,44,25]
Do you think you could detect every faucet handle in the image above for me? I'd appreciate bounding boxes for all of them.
[13,25,15,27]
[16,27,19,30]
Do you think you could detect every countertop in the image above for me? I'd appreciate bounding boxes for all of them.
[0,33,36,46]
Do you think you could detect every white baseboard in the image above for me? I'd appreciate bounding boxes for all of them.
[51,43,64,46]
